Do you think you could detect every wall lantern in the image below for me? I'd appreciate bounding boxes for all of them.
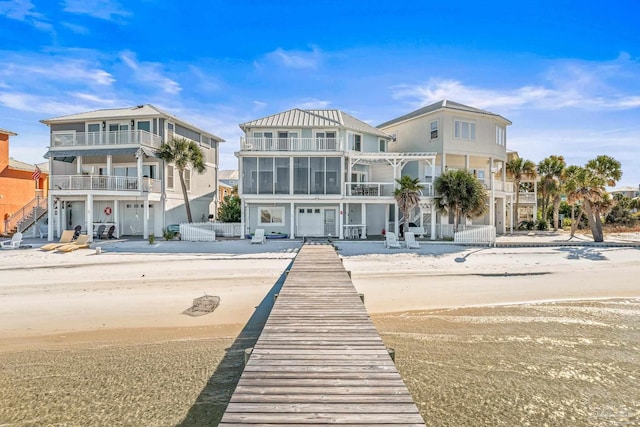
[102,121,106,130]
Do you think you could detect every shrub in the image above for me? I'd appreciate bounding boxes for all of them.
[536,219,549,231]
[148,234,155,244]
[162,229,176,241]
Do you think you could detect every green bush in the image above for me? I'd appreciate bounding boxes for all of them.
[148,234,155,244]
[562,217,572,228]
[536,219,549,231]
[162,229,176,240]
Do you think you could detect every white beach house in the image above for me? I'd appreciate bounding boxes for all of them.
[42,105,224,241]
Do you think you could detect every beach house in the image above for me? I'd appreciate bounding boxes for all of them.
[379,100,516,235]
[1,128,49,236]
[41,105,224,241]
[237,109,437,239]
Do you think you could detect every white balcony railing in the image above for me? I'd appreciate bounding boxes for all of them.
[51,175,161,193]
[51,130,162,149]
[241,137,343,152]
[344,182,434,198]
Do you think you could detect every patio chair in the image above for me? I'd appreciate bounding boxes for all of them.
[40,229,76,251]
[405,231,420,249]
[251,228,266,244]
[56,234,91,252]
[72,225,82,239]
[384,232,401,249]
[106,225,116,239]
[94,224,106,240]
[1,232,23,250]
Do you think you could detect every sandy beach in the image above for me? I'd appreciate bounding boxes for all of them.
[1,235,639,426]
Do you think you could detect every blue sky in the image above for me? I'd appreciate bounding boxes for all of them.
[1,0,639,187]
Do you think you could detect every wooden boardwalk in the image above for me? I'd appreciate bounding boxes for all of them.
[220,243,426,426]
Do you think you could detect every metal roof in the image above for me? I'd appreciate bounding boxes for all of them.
[218,169,239,180]
[40,104,225,142]
[378,99,512,128]
[240,109,391,138]
[8,158,44,172]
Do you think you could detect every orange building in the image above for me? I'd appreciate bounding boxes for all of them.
[0,128,49,235]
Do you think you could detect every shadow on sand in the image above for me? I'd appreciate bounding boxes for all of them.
[555,246,609,261]
[176,260,293,427]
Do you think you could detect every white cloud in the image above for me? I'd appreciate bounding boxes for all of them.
[297,98,332,109]
[253,100,267,109]
[392,55,640,113]
[0,92,96,115]
[0,56,114,87]
[0,0,52,31]
[61,21,90,34]
[120,51,181,95]
[62,0,130,21]
[263,46,322,69]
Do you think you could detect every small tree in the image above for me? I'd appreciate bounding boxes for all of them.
[218,186,241,222]
[506,157,537,222]
[434,169,488,231]
[394,176,423,236]
[158,137,206,223]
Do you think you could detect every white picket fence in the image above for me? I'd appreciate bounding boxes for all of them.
[453,225,496,246]
[177,222,242,241]
[179,222,217,241]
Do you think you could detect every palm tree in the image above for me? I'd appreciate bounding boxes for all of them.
[434,169,488,231]
[565,155,622,242]
[506,157,537,225]
[563,165,583,237]
[158,137,206,223]
[394,176,423,237]
[537,155,566,230]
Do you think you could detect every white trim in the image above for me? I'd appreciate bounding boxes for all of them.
[167,165,175,190]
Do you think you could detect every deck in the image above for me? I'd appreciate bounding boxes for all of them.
[220,243,426,426]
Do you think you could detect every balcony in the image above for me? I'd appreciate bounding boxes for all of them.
[241,137,343,152]
[51,175,161,193]
[345,182,434,198]
[50,130,162,149]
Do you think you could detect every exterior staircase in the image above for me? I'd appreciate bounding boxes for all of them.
[3,196,48,236]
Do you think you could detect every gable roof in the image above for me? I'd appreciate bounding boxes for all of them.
[240,108,391,138]
[8,158,48,173]
[41,104,225,142]
[218,169,239,180]
[377,99,512,128]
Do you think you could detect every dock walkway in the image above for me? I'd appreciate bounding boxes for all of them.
[220,243,426,425]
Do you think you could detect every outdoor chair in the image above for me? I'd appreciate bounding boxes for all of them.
[405,231,420,249]
[106,225,116,239]
[384,232,401,248]
[56,234,91,252]
[251,229,266,244]
[94,224,106,240]
[40,229,75,251]
[1,232,23,250]
[72,225,82,239]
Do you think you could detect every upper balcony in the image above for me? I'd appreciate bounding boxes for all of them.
[50,130,162,150]
[50,175,161,193]
[241,136,343,152]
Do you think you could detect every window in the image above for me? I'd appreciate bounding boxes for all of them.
[379,138,387,152]
[167,166,174,190]
[352,134,362,151]
[496,126,505,146]
[137,121,151,132]
[316,131,337,150]
[259,207,284,225]
[243,157,258,194]
[430,120,438,139]
[184,169,191,192]
[454,120,476,141]
[87,123,101,144]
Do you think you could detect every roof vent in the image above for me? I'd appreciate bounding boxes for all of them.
[136,105,144,109]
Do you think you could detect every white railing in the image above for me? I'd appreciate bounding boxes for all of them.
[345,182,394,197]
[209,222,243,237]
[517,193,536,204]
[454,225,496,245]
[51,175,161,193]
[493,181,515,192]
[51,130,162,149]
[241,137,343,152]
[179,222,216,241]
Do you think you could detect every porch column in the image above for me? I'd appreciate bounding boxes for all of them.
[465,155,469,171]
[394,204,399,236]
[361,203,367,239]
[430,203,436,240]
[47,196,54,241]
[441,153,446,174]
[114,199,119,238]
[76,156,83,174]
[339,202,344,239]
[86,193,94,242]
[143,195,149,239]
[289,202,294,239]
[106,155,112,177]
[490,158,495,227]
[498,197,506,234]
[509,195,514,234]
[137,151,143,190]
[240,201,245,237]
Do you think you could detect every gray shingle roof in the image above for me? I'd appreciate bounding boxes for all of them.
[377,99,511,128]
[240,109,391,138]
[41,104,225,142]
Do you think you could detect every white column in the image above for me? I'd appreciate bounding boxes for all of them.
[47,196,54,241]
[106,155,112,177]
[76,156,83,174]
[114,199,119,238]
[143,195,149,239]
[384,204,389,236]
[240,201,245,237]
[137,151,143,189]
[339,202,344,239]
[430,203,436,240]
[361,203,367,239]
[533,180,538,222]
[289,202,294,239]
[465,155,470,171]
[394,204,399,236]
[490,158,495,227]
[86,193,93,242]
